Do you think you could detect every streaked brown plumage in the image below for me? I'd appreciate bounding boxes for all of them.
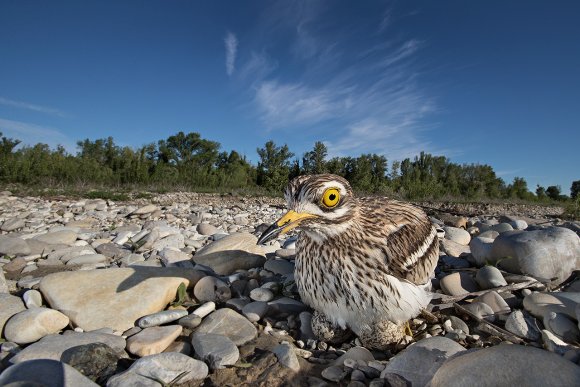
[258,174,439,348]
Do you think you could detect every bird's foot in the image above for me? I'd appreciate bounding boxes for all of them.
[311,310,353,344]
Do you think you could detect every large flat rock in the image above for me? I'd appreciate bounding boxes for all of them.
[39,267,205,332]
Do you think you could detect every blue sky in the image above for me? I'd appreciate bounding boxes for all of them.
[0,1,578,193]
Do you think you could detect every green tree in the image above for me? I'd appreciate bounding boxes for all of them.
[256,140,294,192]
[571,180,580,200]
[302,141,328,175]
[546,185,562,201]
[536,185,547,200]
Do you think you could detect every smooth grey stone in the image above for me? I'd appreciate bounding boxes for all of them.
[249,287,274,302]
[225,297,251,313]
[523,292,580,320]
[193,232,266,275]
[440,272,479,296]
[0,293,26,334]
[468,236,495,266]
[299,311,317,341]
[22,290,42,309]
[264,259,295,275]
[10,332,126,364]
[191,332,239,369]
[0,359,99,386]
[272,342,300,371]
[490,227,580,286]
[510,220,528,230]
[543,312,580,342]
[193,276,229,303]
[4,307,69,344]
[541,329,576,355]
[34,230,78,245]
[474,291,511,314]
[447,315,469,335]
[443,226,471,245]
[475,266,507,289]
[333,346,374,366]
[430,344,580,387]
[1,218,25,232]
[267,297,308,316]
[462,302,496,322]
[441,255,471,269]
[0,235,31,256]
[197,223,219,236]
[380,337,465,387]
[490,223,514,233]
[195,308,257,346]
[108,352,208,386]
[504,310,540,341]
[440,239,470,258]
[242,301,269,322]
[0,268,8,293]
[138,309,189,328]
[66,254,108,265]
[178,314,202,329]
[478,230,499,240]
[321,365,348,382]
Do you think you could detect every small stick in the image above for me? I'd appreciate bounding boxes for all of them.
[453,302,526,344]
[435,279,541,304]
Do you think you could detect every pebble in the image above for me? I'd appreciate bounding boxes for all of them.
[60,342,120,384]
[474,290,511,314]
[108,352,208,386]
[469,236,495,265]
[443,226,471,245]
[66,253,108,265]
[273,342,300,372]
[38,266,204,331]
[34,230,78,245]
[333,346,375,366]
[0,268,8,293]
[126,325,183,357]
[2,256,27,273]
[1,218,25,231]
[21,290,42,309]
[504,310,540,341]
[447,315,469,335]
[430,344,580,386]
[462,301,496,322]
[440,239,471,258]
[0,293,26,332]
[490,227,580,285]
[543,311,580,342]
[523,291,580,320]
[475,265,507,289]
[193,232,266,275]
[541,329,576,355]
[138,309,189,328]
[4,307,70,344]
[0,359,99,386]
[264,258,295,275]
[440,272,479,296]
[321,365,348,382]
[242,301,269,322]
[0,235,31,256]
[192,332,240,369]
[192,301,216,318]
[250,287,274,302]
[10,331,126,363]
[380,336,465,386]
[194,275,229,302]
[195,308,257,345]
[197,222,219,235]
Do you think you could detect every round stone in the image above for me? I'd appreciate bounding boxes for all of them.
[193,276,229,303]
[250,287,274,302]
[4,308,70,344]
[242,301,269,322]
[23,289,43,308]
[0,359,99,387]
[443,226,471,245]
[440,272,479,296]
[191,332,239,369]
[195,308,257,346]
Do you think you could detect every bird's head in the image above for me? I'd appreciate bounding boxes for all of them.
[257,174,358,244]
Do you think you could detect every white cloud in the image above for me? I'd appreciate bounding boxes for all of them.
[224,32,238,76]
[237,51,278,83]
[0,118,76,152]
[0,97,68,118]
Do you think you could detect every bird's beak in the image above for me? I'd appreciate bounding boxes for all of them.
[257,210,317,245]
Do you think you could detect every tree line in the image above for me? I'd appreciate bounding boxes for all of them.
[0,131,578,202]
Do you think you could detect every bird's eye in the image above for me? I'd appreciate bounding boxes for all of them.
[322,188,340,208]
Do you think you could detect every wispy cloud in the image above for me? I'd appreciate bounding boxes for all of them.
[224,31,238,76]
[0,118,76,152]
[237,51,278,83]
[237,2,445,160]
[0,97,68,118]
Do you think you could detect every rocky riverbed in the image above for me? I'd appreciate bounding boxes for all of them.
[0,190,579,386]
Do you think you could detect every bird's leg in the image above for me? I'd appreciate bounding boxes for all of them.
[310,310,352,344]
[404,321,413,337]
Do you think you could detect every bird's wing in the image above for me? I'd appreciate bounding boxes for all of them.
[360,198,439,285]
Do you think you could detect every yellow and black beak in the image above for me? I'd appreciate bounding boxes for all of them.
[257,210,317,245]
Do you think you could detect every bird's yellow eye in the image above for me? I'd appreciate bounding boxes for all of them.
[322,188,340,208]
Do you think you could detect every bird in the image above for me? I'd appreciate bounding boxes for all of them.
[257,174,439,349]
